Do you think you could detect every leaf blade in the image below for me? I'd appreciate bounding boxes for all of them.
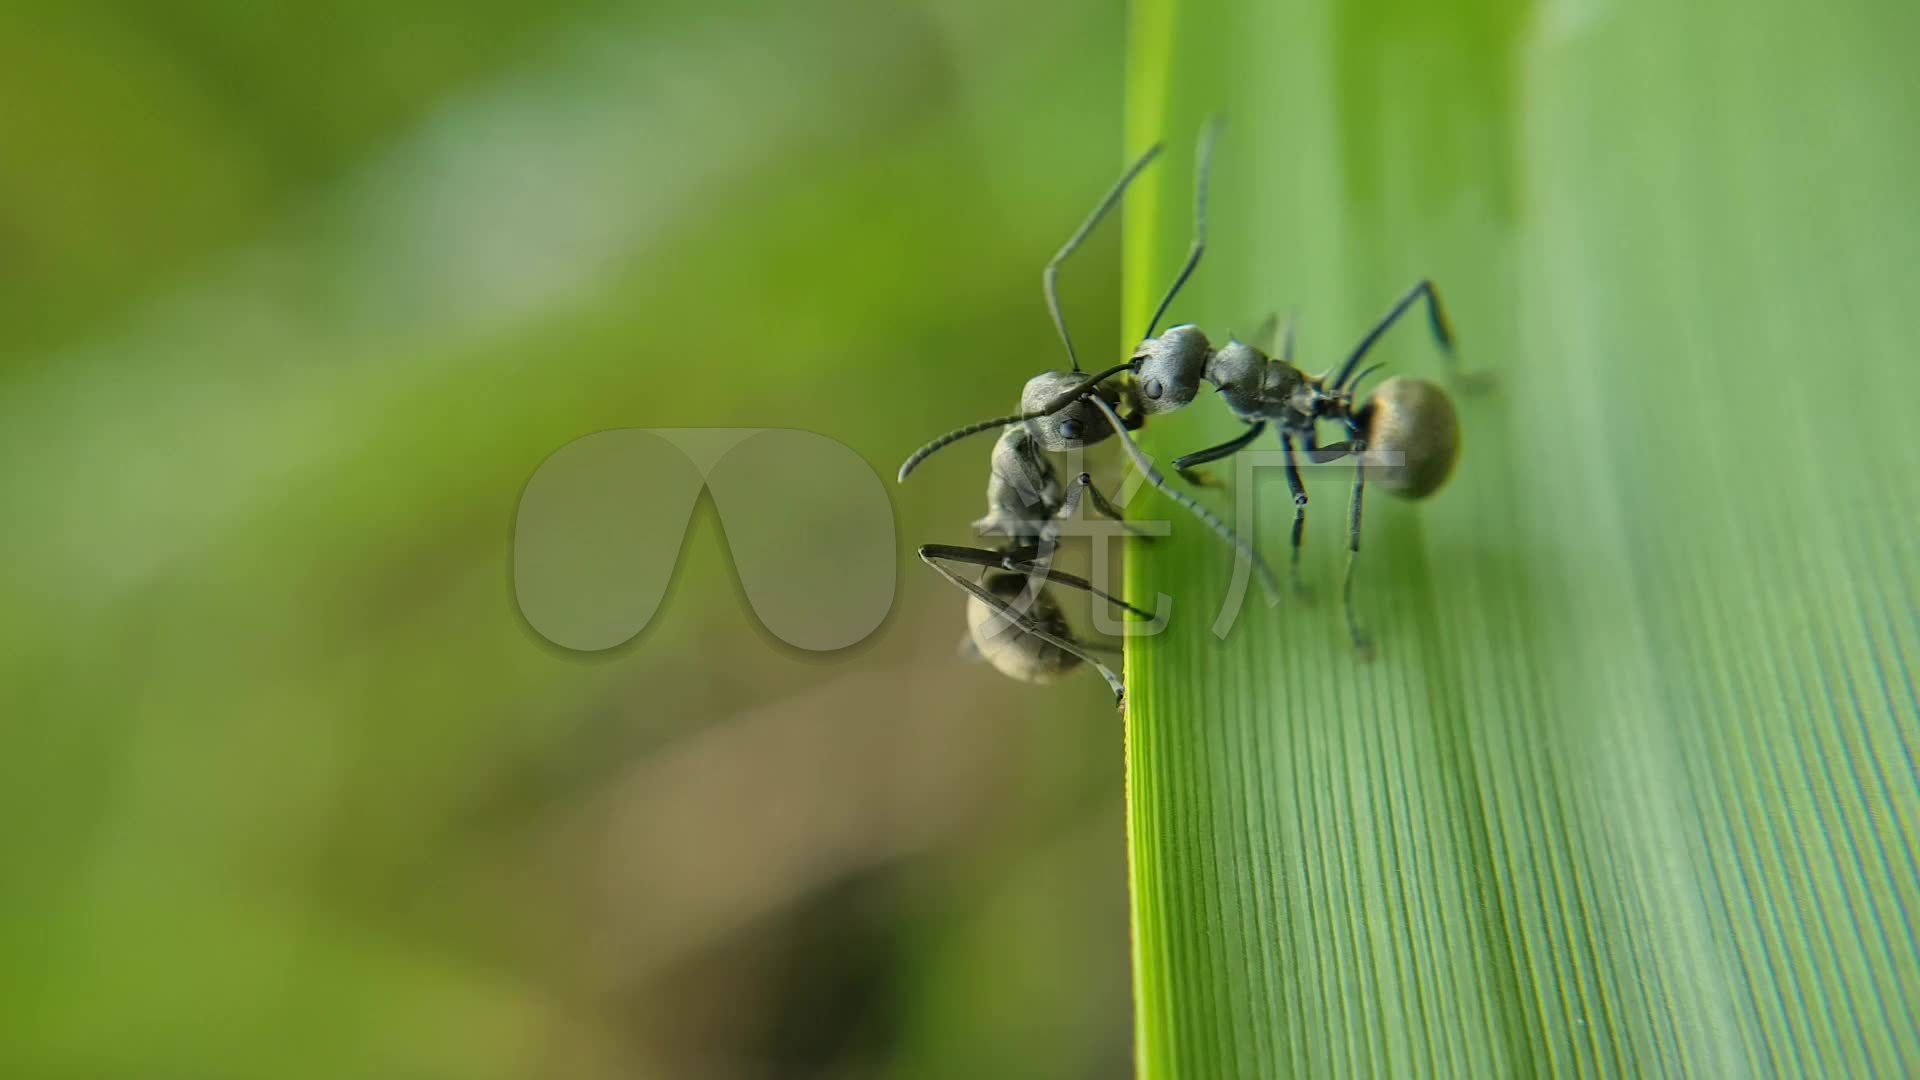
[1123,1,1920,1076]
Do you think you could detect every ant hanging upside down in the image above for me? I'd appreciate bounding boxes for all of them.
[901,118,1478,703]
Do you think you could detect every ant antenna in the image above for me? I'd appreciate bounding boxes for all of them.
[1030,115,1225,415]
[898,358,1138,481]
[1143,115,1221,338]
[1331,279,1457,389]
[898,413,1025,482]
[899,119,1222,483]
[1045,143,1163,373]
[1344,361,1388,396]
[1029,360,1132,415]
[1083,394,1280,602]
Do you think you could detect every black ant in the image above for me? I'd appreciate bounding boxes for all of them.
[914,366,1270,705]
[904,131,1277,705]
[1121,281,1469,651]
[903,119,1474,654]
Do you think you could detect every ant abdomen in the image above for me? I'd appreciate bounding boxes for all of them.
[1357,376,1460,499]
[967,573,1079,684]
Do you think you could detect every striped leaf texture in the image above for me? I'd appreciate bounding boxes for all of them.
[1119,0,1920,1075]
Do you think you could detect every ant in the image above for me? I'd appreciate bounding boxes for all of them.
[914,371,1267,705]
[904,119,1475,654]
[905,131,1279,705]
[1123,283,1468,652]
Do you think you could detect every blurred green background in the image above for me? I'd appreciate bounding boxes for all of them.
[8,1,1917,1078]
[2,1,1145,1076]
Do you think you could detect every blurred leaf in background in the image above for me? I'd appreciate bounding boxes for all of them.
[1,1,1148,1076]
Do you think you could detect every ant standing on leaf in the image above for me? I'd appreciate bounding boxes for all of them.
[1121,270,1476,653]
[901,129,1278,707]
[903,119,1480,702]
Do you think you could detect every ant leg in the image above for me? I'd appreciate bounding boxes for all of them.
[927,541,1048,582]
[920,543,1153,620]
[1341,439,1372,657]
[1251,313,1279,354]
[1083,395,1281,601]
[1032,474,1144,603]
[1080,475,1127,523]
[1072,473,1154,538]
[1041,473,1139,554]
[1307,438,1354,463]
[1009,562,1160,621]
[1144,116,1221,337]
[1285,435,1366,644]
[1280,430,1310,596]
[1331,279,1478,390]
[919,547,1126,704]
[1046,145,1163,373]
[1250,311,1296,361]
[1172,421,1266,487]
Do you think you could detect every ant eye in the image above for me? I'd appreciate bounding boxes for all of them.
[1057,418,1083,441]
[1143,377,1164,400]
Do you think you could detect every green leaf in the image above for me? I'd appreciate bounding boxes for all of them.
[1120,1,1920,1076]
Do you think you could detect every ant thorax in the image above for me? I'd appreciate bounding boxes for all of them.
[972,426,1061,543]
[1205,340,1312,422]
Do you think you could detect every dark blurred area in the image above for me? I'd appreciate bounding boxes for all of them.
[0,2,1144,1076]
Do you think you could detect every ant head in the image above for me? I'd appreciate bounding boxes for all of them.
[1356,377,1460,499]
[1020,370,1121,451]
[1130,324,1212,414]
